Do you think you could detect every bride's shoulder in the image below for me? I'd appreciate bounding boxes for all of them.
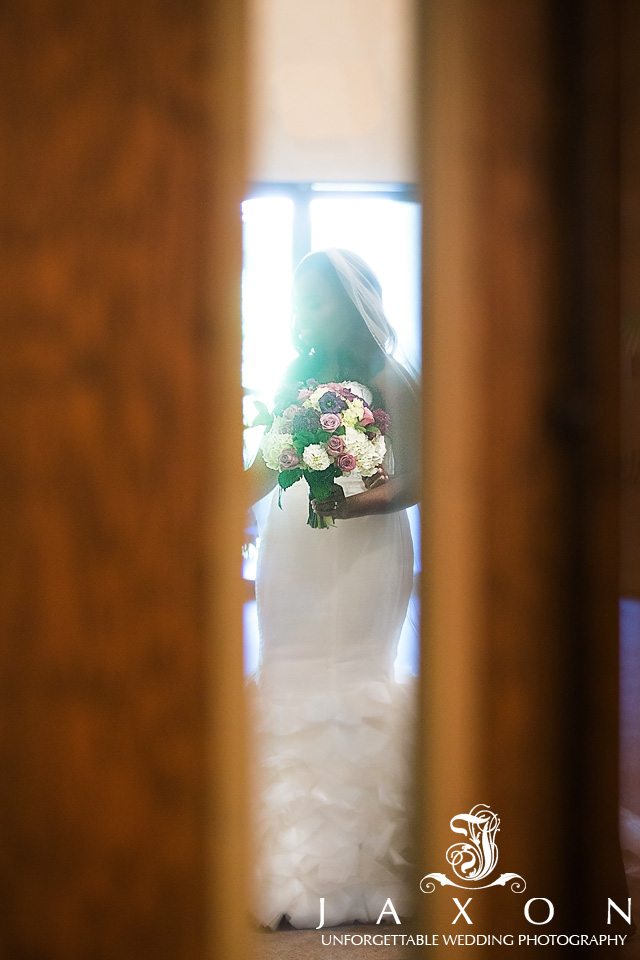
[370,358,419,410]
[370,360,420,476]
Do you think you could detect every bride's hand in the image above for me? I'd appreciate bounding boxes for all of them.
[364,467,389,489]
[311,484,349,520]
[312,469,390,520]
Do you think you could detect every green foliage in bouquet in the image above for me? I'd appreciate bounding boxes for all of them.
[251,400,274,429]
[302,465,343,529]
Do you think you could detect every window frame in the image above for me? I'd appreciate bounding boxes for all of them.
[244,181,420,269]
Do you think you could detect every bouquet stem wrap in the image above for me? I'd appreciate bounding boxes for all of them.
[304,469,339,530]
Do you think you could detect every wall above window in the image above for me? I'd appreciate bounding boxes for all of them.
[248,0,418,183]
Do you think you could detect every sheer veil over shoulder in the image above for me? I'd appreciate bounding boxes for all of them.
[323,247,421,405]
[246,249,419,930]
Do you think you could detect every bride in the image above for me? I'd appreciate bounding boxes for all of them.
[244,248,420,930]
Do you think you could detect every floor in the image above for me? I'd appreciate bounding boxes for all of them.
[253,921,411,960]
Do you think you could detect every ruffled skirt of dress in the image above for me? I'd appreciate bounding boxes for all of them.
[246,666,417,930]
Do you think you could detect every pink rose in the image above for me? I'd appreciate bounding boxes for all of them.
[327,435,346,456]
[319,412,341,432]
[337,452,357,472]
[283,404,301,420]
[278,448,300,470]
[297,389,312,400]
[360,406,375,426]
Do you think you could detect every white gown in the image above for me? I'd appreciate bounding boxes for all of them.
[246,382,417,930]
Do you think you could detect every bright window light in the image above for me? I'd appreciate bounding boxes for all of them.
[241,196,296,398]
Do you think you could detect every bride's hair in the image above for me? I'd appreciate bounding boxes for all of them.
[291,249,391,374]
[296,248,383,296]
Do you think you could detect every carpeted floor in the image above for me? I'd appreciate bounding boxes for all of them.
[253,920,411,960]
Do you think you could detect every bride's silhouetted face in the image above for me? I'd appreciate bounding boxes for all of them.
[292,266,356,357]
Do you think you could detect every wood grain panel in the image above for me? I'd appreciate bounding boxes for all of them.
[416,1,627,951]
[0,2,247,958]
[621,0,640,600]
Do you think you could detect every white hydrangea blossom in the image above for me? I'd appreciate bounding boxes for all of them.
[302,444,331,471]
[371,433,386,460]
[343,426,386,477]
[261,426,295,471]
[368,434,387,472]
[341,381,370,403]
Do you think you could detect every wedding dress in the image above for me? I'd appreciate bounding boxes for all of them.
[246,380,417,930]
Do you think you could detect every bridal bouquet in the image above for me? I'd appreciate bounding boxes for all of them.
[255,379,390,529]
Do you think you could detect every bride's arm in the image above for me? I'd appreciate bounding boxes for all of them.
[244,447,278,506]
[340,471,419,518]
